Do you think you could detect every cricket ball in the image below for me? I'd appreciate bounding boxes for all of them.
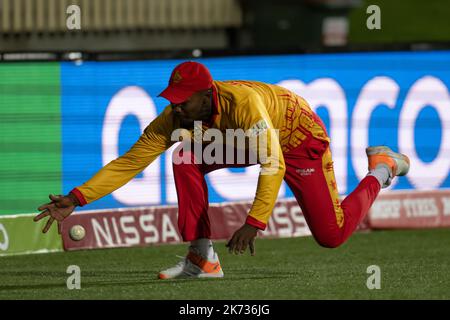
[69,225,86,241]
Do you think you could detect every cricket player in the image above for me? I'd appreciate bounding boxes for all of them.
[34,61,410,279]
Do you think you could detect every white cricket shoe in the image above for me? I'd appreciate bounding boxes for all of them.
[366,146,410,188]
[158,249,224,280]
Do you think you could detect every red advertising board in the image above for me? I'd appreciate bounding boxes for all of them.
[61,198,318,251]
[61,189,450,251]
[368,189,450,229]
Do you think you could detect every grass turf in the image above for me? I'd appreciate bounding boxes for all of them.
[0,229,449,300]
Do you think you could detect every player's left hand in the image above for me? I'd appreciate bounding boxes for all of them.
[226,223,258,256]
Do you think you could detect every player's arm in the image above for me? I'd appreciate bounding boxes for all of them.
[70,106,175,205]
[34,106,176,233]
[226,93,286,254]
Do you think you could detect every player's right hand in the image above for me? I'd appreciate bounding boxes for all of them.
[34,194,77,234]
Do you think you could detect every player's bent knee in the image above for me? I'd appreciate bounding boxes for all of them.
[318,241,342,249]
[315,236,343,249]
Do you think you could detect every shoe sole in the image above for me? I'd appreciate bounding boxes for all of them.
[158,271,224,280]
[197,271,224,278]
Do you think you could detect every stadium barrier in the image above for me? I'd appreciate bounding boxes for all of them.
[1,189,448,256]
[60,189,450,252]
[0,214,62,256]
[368,189,450,229]
[60,198,316,251]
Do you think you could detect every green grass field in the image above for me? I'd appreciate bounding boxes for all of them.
[0,229,449,300]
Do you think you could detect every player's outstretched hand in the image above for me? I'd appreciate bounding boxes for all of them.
[34,194,78,234]
[226,223,258,256]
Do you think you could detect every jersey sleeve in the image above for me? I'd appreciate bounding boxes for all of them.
[232,93,286,230]
[71,105,176,205]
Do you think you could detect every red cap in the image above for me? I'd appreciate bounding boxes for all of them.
[158,61,213,104]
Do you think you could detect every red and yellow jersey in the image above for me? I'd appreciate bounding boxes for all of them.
[71,80,329,230]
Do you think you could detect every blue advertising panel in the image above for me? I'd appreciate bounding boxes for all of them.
[61,51,450,211]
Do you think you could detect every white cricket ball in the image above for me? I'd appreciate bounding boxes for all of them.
[69,225,86,241]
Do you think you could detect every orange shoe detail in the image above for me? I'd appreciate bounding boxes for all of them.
[366,146,410,177]
[368,154,397,176]
[158,273,170,280]
[186,251,222,274]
